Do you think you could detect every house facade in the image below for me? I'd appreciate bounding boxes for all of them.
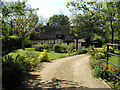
[30,25,85,49]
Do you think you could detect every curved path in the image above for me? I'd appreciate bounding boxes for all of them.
[27,54,110,89]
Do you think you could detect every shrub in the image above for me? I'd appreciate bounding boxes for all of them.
[35,43,44,51]
[53,43,62,53]
[43,43,50,50]
[93,67,103,78]
[25,51,40,69]
[77,49,83,54]
[67,43,75,55]
[61,43,68,52]
[77,48,88,54]
[94,51,105,59]
[88,45,95,55]
[102,44,114,54]
[82,48,89,53]
[38,49,49,62]
[89,58,103,69]
[2,55,28,89]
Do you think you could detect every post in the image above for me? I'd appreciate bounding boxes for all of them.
[118,45,120,78]
[107,43,109,69]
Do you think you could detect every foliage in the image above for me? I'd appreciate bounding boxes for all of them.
[66,43,75,55]
[2,55,28,89]
[49,14,70,26]
[2,50,41,89]
[53,43,75,55]
[53,43,62,53]
[25,51,40,68]
[1,0,39,50]
[43,43,50,50]
[67,1,120,44]
[38,49,49,62]
[35,43,44,51]
[2,35,22,55]
[7,48,77,61]
[61,43,68,52]
[35,43,50,51]
[77,48,88,54]
[89,45,120,89]
[89,57,103,69]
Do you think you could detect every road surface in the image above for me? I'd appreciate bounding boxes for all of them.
[27,54,110,89]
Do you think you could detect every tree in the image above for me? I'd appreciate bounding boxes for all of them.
[71,12,95,48]
[14,12,39,50]
[1,0,39,50]
[67,1,120,45]
[48,14,70,26]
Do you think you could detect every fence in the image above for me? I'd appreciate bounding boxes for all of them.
[103,43,120,79]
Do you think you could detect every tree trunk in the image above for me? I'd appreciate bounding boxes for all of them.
[22,38,25,50]
[110,13,114,44]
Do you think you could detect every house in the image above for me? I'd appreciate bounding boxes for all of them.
[30,25,85,49]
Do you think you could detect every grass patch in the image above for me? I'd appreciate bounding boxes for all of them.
[7,48,77,61]
[109,56,119,66]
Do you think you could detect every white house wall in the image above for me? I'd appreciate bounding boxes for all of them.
[31,39,64,48]
[31,39,85,48]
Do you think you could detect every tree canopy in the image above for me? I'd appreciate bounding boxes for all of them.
[1,0,39,50]
[48,14,70,26]
[67,1,120,45]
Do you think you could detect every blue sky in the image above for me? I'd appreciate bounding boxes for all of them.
[6,0,72,19]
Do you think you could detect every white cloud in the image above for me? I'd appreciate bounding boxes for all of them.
[3,0,72,19]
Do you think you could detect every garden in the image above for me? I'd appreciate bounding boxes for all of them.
[2,43,88,89]
[1,0,120,89]
[89,45,120,89]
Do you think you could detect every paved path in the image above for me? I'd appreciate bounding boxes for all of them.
[27,54,110,89]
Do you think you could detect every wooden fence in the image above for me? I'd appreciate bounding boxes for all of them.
[103,43,120,79]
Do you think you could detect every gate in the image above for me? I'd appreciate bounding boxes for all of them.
[105,43,120,79]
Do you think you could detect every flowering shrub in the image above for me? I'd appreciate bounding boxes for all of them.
[101,64,120,77]
[89,44,120,89]
[102,44,114,54]
[38,49,49,62]
[100,64,120,89]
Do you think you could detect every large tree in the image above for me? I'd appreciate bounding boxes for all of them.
[48,14,70,26]
[67,1,120,44]
[14,12,39,50]
[1,0,39,50]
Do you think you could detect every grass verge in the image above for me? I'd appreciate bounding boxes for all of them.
[7,48,76,61]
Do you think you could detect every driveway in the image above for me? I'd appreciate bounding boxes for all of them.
[26,54,110,89]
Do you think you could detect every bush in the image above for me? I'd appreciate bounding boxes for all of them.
[61,43,68,52]
[82,48,88,53]
[66,43,75,55]
[77,49,84,54]
[2,52,40,89]
[25,51,40,69]
[43,43,50,50]
[89,57,103,69]
[35,43,44,51]
[38,49,49,62]
[77,48,88,54]
[53,43,62,53]
[102,44,114,54]
[2,55,28,89]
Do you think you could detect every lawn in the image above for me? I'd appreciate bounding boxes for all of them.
[7,48,76,60]
[109,56,119,66]
[107,49,120,66]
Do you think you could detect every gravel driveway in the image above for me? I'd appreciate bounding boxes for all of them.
[26,54,111,90]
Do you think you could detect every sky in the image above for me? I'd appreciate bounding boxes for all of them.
[5,0,73,20]
[27,0,72,19]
